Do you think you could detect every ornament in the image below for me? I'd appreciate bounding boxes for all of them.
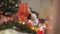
[27,20,32,26]
[7,17,11,22]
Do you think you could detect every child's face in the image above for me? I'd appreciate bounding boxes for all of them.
[30,13,37,20]
[31,15,34,20]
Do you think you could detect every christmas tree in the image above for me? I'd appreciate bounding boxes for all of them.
[0,0,18,16]
[0,0,36,34]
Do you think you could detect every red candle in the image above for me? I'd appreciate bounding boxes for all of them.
[36,28,44,34]
[25,3,29,17]
[18,3,24,17]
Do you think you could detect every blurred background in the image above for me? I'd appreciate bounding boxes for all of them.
[0,0,60,34]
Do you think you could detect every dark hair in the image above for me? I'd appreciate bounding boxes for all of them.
[39,18,47,24]
[27,13,31,19]
[27,11,39,19]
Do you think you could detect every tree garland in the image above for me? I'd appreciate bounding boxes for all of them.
[0,21,36,34]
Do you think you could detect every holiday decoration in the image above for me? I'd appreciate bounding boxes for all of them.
[7,17,12,22]
[0,0,18,15]
[31,26,35,30]
[25,3,29,17]
[18,3,24,16]
[27,20,32,26]
[36,28,44,34]
[22,22,25,25]
[0,0,46,34]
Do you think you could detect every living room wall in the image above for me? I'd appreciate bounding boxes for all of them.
[22,0,52,19]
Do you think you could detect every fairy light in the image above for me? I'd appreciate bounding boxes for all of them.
[31,26,35,30]
[22,22,25,25]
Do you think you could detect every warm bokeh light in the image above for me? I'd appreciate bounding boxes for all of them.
[22,22,25,25]
[19,21,22,24]
[31,26,35,30]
